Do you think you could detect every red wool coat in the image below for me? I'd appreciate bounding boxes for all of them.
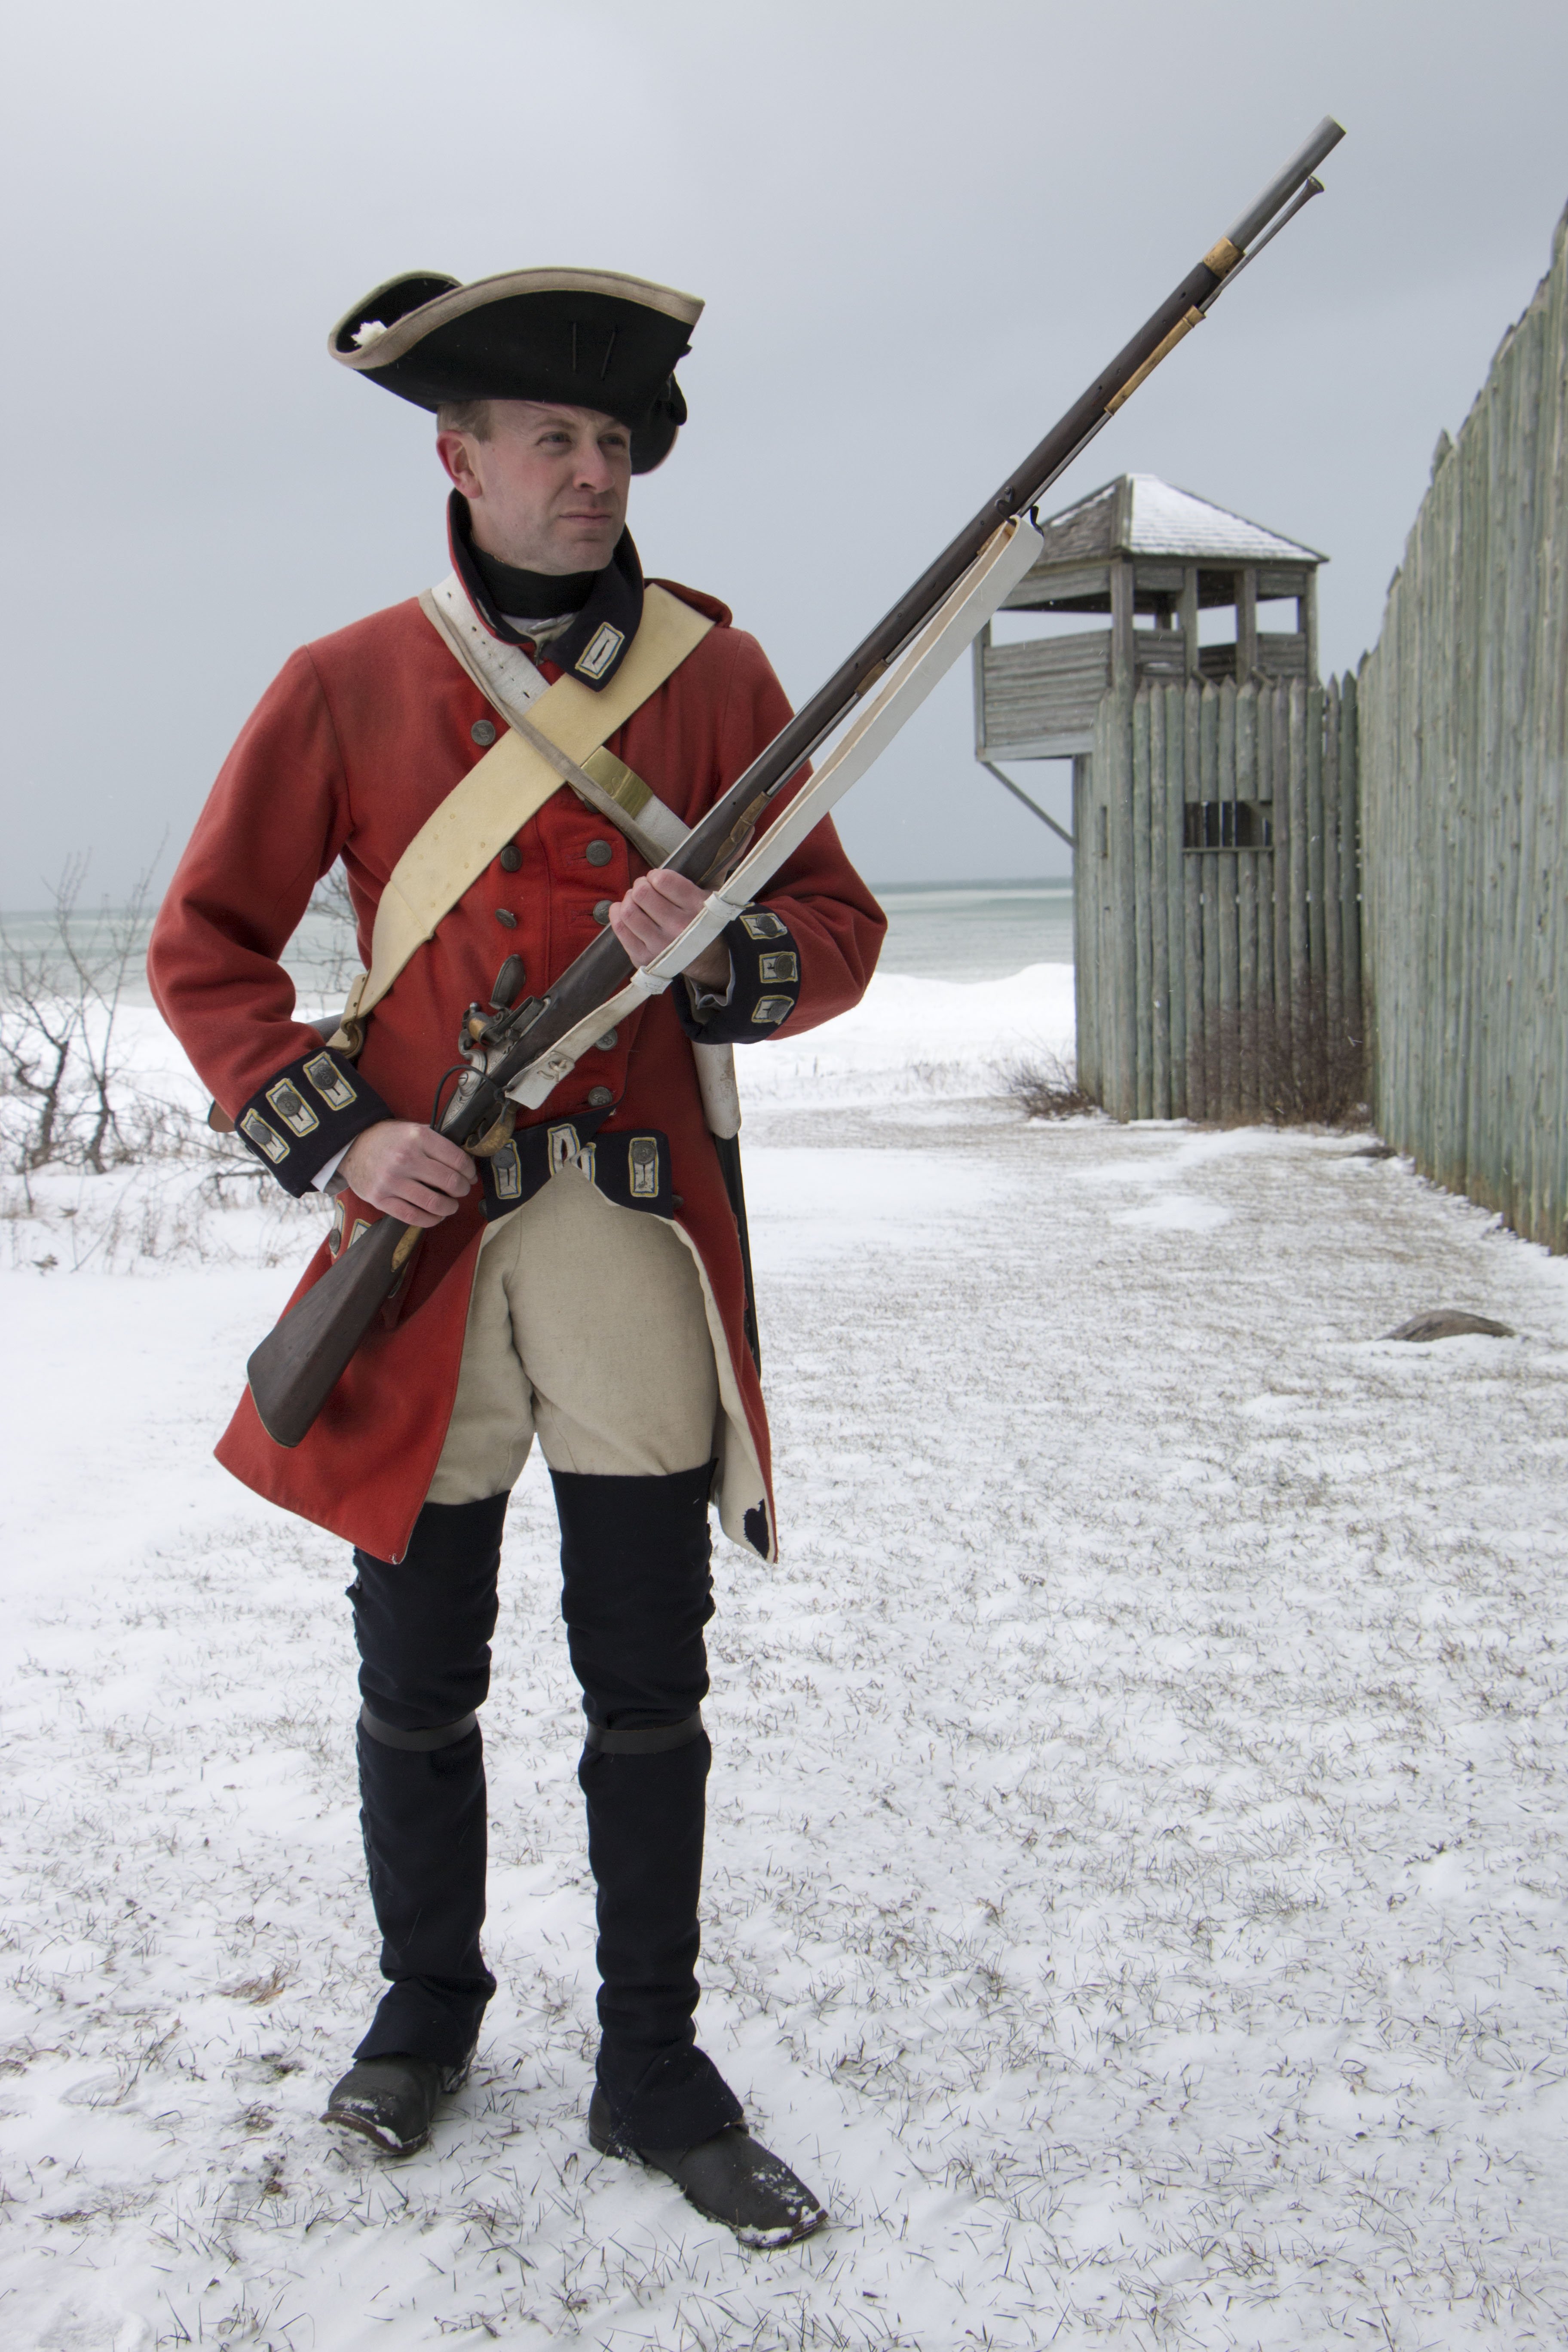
[148,584,885,1562]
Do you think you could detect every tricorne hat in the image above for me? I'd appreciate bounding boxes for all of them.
[328,267,703,473]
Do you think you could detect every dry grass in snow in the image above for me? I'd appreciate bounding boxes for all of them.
[3,1090,1568,2348]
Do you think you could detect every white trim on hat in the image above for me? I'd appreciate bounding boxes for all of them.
[329,266,703,374]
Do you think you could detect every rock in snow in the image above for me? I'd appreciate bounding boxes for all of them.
[1385,1308,1516,1343]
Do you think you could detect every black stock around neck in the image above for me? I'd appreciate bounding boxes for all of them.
[469,545,597,619]
[447,494,645,689]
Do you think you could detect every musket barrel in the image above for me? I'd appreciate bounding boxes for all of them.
[351,117,1353,1129]
[1224,116,1345,254]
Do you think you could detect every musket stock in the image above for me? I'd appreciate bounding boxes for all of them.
[246,114,1344,1446]
[247,1213,412,1447]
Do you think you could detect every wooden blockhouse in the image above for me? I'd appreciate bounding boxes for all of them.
[970,477,1360,1126]
[973,473,1324,761]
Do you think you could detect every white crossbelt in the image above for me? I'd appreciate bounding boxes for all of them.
[333,579,712,1050]
[422,575,691,861]
[329,571,741,1143]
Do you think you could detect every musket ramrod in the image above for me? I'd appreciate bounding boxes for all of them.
[247,114,1347,1447]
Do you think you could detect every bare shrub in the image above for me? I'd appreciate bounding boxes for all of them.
[0,851,350,1270]
[1254,994,1366,1128]
[998,1050,1096,1121]
[0,858,169,1197]
[300,860,362,1005]
[1200,995,1367,1129]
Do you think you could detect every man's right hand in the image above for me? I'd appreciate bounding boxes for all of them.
[339,1122,477,1225]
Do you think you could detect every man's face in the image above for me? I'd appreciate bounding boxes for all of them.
[436,400,632,576]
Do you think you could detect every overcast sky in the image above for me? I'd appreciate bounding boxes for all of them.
[2,0,1566,905]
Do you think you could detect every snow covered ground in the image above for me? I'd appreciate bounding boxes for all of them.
[5,966,1568,2349]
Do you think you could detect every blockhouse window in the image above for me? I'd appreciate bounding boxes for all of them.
[1184,800,1273,851]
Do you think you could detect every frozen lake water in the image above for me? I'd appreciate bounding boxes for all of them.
[2,878,1075,1006]
[875,880,1075,980]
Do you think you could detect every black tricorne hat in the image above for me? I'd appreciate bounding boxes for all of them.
[328,266,702,473]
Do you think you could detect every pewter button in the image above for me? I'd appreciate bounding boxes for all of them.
[595,1028,619,1050]
[586,839,612,866]
[592,900,610,925]
[471,718,497,747]
[499,842,522,872]
[495,908,518,928]
[588,1087,613,1108]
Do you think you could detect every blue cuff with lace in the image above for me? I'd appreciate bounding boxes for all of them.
[232,1047,392,1198]
[673,907,801,1044]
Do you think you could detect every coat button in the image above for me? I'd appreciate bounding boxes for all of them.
[496,908,518,928]
[499,842,522,872]
[586,839,612,866]
[472,718,498,747]
[588,1086,613,1108]
[595,1028,619,1050]
[592,900,610,925]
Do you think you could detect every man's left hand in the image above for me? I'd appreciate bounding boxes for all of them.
[608,869,730,989]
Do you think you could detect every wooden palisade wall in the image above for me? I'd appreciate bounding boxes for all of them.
[1077,676,1361,1122]
[1357,206,1568,1250]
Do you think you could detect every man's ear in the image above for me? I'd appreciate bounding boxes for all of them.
[436,430,480,495]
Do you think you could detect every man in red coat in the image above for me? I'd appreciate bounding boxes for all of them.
[148,266,884,2242]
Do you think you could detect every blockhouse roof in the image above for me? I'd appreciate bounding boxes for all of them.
[1030,474,1326,569]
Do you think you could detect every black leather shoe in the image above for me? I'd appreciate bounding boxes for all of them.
[588,2086,826,2246]
[323,2047,473,2156]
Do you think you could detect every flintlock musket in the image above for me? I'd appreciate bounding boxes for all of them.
[247,115,1346,1447]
